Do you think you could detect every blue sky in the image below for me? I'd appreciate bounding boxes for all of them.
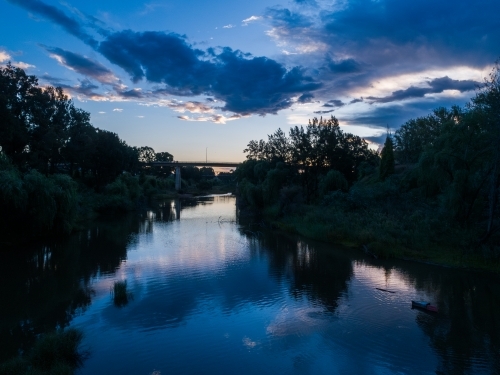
[1,0,499,161]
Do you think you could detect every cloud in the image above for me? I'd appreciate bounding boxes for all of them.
[323,99,344,108]
[242,16,262,26]
[118,88,144,98]
[367,76,479,103]
[0,50,12,62]
[223,24,235,29]
[342,96,467,130]
[293,0,317,5]
[41,75,106,99]
[266,0,500,74]
[10,0,320,115]
[97,31,320,114]
[12,61,35,69]
[327,58,362,74]
[0,50,35,69]
[263,0,499,102]
[178,113,243,124]
[6,0,97,47]
[113,108,123,112]
[10,0,494,126]
[297,93,314,103]
[98,111,105,114]
[313,109,335,114]
[167,101,213,113]
[44,46,118,84]
[265,7,312,29]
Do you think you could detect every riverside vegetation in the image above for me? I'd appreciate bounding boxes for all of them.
[0,63,234,245]
[0,329,87,375]
[235,63,500,270]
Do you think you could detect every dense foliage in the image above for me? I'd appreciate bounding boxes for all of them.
[236,63,500,264]
[240,116,378,203]
[0,64,178,240]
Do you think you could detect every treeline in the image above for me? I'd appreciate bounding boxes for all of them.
[0,64,174,240]
[236,63,500,264]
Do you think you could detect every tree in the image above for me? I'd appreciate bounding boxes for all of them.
[138,146,156,163]
[393,107,455,164]
[240,116,377,202]
[470,61,500,241]
[0,64,38,164]
[155,152,173,162]
[63,108,97,176]
[379,134,395,180]
[91,129,136,187]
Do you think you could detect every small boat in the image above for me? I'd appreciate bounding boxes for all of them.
[411,300,438,313]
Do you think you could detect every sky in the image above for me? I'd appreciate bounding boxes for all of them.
[1,0,499,162]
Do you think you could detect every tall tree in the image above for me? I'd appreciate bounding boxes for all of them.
[0,64,38,164]
[470,62,500,241]
[379,134,395,180]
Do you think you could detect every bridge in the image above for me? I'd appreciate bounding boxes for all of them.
[150,161,241,191]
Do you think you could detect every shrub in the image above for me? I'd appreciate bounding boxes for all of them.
[319,169,348,196]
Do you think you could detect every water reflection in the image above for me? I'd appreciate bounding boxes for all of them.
[0,196,499,374]
[395,263,500,374]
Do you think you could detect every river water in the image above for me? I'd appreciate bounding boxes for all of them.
[1,195,500,374]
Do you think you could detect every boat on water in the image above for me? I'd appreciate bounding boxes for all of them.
[411,300,438,313]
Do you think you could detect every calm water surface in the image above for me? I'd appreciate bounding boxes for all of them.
[1,195,500,374]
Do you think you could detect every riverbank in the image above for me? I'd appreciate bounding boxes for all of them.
[246,203,500,274]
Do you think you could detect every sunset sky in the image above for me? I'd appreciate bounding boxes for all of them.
[2,0,499,161]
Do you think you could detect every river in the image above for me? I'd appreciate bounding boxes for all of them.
[1,195,499,374]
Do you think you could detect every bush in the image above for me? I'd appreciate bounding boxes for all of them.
[319,169,348,195]
[262,168,288,204]
[23,170,58,233]
[279,185,304,214]
[50,174,79,234]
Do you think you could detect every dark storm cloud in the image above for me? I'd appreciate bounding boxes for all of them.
[313,109,335,114]
[322,0,499,46]
[327,58,362,74]
[323,99,344,108]
[349,98,363,104]
[43,46,117,84]
[265,0,499,100]
[10,0,321,115]
[98,31,212,87]
[98,32,321,114]
[367,76,479,103]
[118,88,145,98]
[213,48,320,114]
[298,93,314,103]
[7,0,97,47]
[320,0,500,67]
[343,96,471,129]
